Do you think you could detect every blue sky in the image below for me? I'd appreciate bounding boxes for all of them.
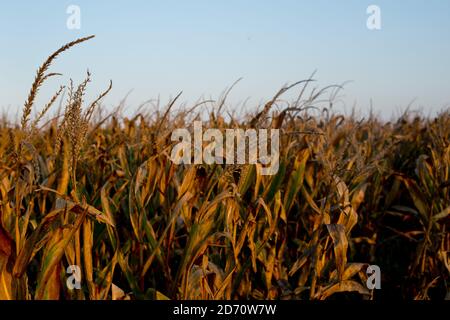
[1,1,450,119]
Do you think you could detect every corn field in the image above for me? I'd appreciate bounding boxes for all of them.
[0,36,448,300]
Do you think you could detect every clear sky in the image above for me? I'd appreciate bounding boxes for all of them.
[1,0,450,119]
